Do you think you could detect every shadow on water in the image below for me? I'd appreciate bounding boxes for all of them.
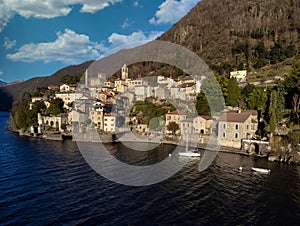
[0,88,13,111]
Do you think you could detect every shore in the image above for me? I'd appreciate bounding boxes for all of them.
[11,128,300,165]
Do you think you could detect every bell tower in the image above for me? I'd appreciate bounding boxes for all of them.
[121,64,128,80]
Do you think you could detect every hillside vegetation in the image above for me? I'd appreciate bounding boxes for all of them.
[159,0,300,74]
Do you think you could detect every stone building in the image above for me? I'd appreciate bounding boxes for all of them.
[217,110,258,148]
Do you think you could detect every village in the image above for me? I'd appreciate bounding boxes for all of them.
[23,64,266,156]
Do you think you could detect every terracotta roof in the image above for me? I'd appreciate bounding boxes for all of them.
[200,115,212,120]
[99,91,113,97]
[104,113,116,116]
[219,112,251,123]
[167,111,186,115]
[48,86,59,90]
[227,109,258,116]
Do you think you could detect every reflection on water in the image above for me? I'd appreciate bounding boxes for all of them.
[0,112,300,225]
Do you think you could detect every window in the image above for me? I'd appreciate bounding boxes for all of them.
[223,123,226,129]
[235,133,239,139]
[235,124,239,130]
[222,132,226,138]
[246,124,249,130]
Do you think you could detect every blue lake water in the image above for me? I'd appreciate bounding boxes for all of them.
[0,111,300,225]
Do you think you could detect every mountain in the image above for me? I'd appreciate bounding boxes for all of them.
[7,80,24,86]
[1,0,300,111]
[158,0,300,73]
[0,61,93,111]
[0,80,7,87]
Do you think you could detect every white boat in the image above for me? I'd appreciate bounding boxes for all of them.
[178,150,201,157]
[251,167,270,174]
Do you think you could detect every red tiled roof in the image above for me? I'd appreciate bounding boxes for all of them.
[219,112,251,123]
[48,86,59,90]
[200,115,212,120]
[227,110,258,116]
[104,113,116,116]
[99,91,113,97]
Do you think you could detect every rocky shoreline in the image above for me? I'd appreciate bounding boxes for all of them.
[10,128,300,165]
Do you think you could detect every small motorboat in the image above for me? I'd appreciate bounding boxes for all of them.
[178,150,201,157]
[251,167,270,174]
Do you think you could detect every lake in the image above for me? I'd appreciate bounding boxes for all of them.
[0,112,299,225]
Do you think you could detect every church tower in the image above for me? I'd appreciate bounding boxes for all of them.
[121,64,128,80]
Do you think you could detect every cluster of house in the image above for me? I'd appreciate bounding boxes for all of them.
[30,64,258,149]
[164,109,258,148]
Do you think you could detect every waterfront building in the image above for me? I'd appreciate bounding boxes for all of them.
[217,110,258,148]
[90,108,104,130]
[193,115,213,135]
[37,113,69,133]
[165,111,187,135]
[104,113,116,132]
[133,124,150,135]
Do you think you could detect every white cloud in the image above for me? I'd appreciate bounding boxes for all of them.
[0,0,123,32]
[108,30,163,47]
[3,37,16,50]
[6,29,106,64]
[0,70,3,76]
[150,0,199,25]
[6,29,164,64]
[121,18,133,29]
[133,1,139,7]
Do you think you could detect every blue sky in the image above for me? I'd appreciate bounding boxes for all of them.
[0,0,200,83]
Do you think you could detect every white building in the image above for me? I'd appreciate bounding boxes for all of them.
[104,113,116,132]
[55,92,76,109]
[60,84,77,92]
[165,111,187,135]
[125,78,143,88]
[217,110,258,148]
[37,113,69,133]
[230,70,247,83]
[170,86,186,100]
[193,115,213,135]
